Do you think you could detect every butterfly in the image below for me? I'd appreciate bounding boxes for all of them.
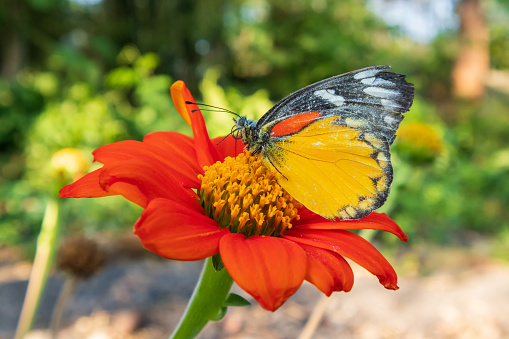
[233,65,414,220]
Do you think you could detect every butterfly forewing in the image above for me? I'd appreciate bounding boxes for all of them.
[258,65,414,145]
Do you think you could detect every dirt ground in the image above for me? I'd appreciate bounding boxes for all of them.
[1,233,509,339]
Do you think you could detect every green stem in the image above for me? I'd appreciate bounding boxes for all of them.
[169,257,234,339]
[15,198,61,339]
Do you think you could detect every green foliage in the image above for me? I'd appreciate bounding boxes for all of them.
[224,0,417,98]
[386,91,509,244]
[1,0,509,252]
[492,227,509,262]
[0,46,186,248]
[224,293,251,307]
[199,67,273,137]
[489,0,509,69]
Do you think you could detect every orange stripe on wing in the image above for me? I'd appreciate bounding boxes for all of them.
[270,112,324,137]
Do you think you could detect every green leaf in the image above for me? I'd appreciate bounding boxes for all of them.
[224,293,251,307]
[105,67,137,89]
[210,306,227,321]
[212,253,224,272]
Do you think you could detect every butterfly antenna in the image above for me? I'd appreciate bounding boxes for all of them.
[216,133,232,145]
[186,101,244,158]
[185,101,240,117]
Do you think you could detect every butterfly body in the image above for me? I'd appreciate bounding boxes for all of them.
[234,65,414,220]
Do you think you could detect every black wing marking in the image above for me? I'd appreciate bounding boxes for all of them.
[257,65,414,145]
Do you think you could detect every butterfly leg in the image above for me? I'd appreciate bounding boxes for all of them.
[262,145,288,180]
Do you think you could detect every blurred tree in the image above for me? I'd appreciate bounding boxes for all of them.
[224,0,417,99]
[452,0,489,100]
[489,0,509,70]
[0,0,72,77]
[94,0,234,93]
[1,1,24,78]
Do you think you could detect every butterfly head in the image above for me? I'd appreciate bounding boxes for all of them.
[233,116,262,153]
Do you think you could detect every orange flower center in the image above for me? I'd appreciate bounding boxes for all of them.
[197,151,301,237]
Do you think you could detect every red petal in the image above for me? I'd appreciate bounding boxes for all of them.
[211,135,246,159]
[220,233,307,311]
[295,206,329,225]
[101,180,148,207]
[143,131,202,174]
[59,168,111,198]
[144,131,195,149]
[170,81,220,167]
[134,198,229,260]
[284,229,399,290]
[98,159,198,208]
[93,139,201,189]
[294,212,408,242]
[298,243,354,295]
[59,167,150,206]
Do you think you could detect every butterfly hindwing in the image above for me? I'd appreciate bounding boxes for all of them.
[261,113,392,220]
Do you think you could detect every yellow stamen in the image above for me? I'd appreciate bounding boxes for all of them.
[197,151,301,237]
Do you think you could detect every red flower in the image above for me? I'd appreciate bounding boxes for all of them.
[60,81,408,311]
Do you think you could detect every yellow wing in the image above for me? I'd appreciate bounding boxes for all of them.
[262,115,392,220]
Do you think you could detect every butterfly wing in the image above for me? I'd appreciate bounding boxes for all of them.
[262,114,391,220]
[258,66,414,220]
[258,65,414,145]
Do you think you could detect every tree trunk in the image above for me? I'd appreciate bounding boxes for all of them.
[1,1,25,78]
[451,0,490,100]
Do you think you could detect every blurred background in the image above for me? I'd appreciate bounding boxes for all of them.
[1,0,509,338]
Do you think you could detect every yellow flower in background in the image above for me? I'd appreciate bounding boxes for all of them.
[51,148,90,182]
[397,122,443,163]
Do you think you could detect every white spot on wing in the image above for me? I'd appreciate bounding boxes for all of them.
[314,89,345,106]
[354,68,381,80]
[361,77,394,87]
[383,114,397,125]
[363,87,400,99]
[381,99,402,109]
